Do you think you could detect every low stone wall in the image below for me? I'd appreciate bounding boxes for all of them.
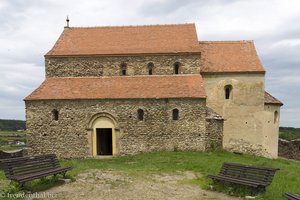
[205,107,223,150]
[205,119,223,150]
[278,138,300,161]
[0,149,26,159]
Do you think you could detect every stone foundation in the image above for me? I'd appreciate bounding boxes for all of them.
[224,138,266,157]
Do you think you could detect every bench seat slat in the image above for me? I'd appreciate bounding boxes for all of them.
[2,158,59,166]
[223,162,279,171]
[6,165,63,177]
[10,167,72,183]
[219,170,275,183]
[208,174,267,187]
[284,193,300,200]
[8,162,60,171]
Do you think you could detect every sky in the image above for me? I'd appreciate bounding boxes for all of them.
[0,0,299,127]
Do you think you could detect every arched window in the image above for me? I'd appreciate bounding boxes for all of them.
[137,109,144,121]
[120,63,127,75]
[52,109,59,121]
[224,85,233,99]
[172,109,179,120]
[174,62,181,74]
[148,62,154,75]
[274,111,278,124]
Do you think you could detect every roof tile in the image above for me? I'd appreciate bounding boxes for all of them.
[264,91,283,106]
[46,24,200,56]
[199,41,265,73]
[25,75,206,100]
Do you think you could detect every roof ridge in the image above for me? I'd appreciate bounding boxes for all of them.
[68,23,195,29]
[199,40,253,44]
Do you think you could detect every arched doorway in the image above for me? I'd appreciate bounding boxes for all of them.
[87,113,119,157]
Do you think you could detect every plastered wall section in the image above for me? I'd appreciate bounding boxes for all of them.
[262,104,281,158]
[201,73,270,157]
[45,54,200,78]
[25,98,207,158]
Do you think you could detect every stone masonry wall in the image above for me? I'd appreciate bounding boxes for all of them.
[25,98,208,158]
[278,138,300,161]
[45,54,200,78]
[205,119,223,150]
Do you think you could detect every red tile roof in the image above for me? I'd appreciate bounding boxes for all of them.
[264,91,283,106]
[25,75,206,100]
[46,24,201,56]
[199,41,265,73]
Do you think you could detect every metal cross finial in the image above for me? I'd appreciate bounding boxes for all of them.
[66,16,70,27]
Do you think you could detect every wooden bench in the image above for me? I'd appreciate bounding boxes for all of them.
[284,193,300,200]
[0,154,71,186]
[208,162,280,196]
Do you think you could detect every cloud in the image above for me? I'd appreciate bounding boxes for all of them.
[0,63,44,120]
[271,39,300,48]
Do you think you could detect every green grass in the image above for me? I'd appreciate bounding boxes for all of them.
[1,150,300,200]
[0,131,26,151]
[61,151,300,199]
[279,127,300,141]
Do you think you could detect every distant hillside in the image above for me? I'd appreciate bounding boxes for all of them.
[0,119,25,131]
[0,119,298,140]
[279,127,300,141]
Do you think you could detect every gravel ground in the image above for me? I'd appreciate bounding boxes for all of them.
[34,170,241,200]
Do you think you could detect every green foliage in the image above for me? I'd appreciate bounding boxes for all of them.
[0,131,26,151]
[0,151,300,200]
[0,120,25,131]
[279,127,300,140]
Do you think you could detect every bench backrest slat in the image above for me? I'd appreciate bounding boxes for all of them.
[219,162,279,185]
[0,154,61,178]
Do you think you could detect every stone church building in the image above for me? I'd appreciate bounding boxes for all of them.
[25,23,282,159]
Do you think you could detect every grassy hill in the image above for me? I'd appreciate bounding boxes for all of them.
[0,131,26,151]
[279,127,300,141]
[0,119,25,131]
[0,119,26,151]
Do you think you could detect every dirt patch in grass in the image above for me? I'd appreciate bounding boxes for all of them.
[40,170,240,200]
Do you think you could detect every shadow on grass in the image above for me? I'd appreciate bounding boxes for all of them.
[207,180,252,198]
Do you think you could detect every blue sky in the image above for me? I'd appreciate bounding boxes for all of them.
[0,0,299,127]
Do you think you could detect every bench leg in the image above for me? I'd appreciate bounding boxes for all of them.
[250,187,260,196]
[18,182,25,189]
[11,180,24,189]
[62,172,67,178]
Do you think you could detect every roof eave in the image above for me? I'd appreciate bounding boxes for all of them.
[24,96,206,101]
[200,71,266,74]
[44,51,201,58]
[264,102,284,106]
